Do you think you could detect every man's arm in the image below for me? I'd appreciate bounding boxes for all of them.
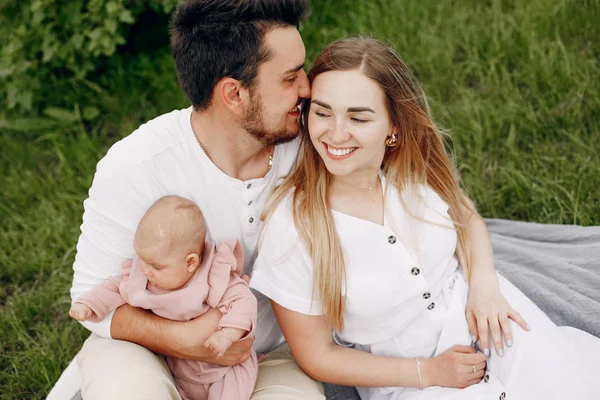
[111,304,253,365]
[71,140,252,365]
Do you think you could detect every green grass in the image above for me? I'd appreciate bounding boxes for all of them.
[1,0,599,398]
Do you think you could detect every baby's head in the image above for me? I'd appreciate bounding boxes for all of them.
[133,195,206,290]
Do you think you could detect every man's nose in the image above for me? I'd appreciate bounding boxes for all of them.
[298,70,310,98]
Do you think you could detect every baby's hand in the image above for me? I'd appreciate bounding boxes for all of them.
[204,328,245,358]
[69,302,93,321]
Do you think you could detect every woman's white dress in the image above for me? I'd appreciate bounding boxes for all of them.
[250,178,600,400]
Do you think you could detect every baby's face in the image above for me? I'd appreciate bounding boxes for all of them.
[135,242,199,291]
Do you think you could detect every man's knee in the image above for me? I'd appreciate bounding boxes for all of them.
[251,343,325,400]
[77,334,181,400]
[83,378,180,400]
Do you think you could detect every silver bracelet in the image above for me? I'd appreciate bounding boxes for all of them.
[415,358,423,390]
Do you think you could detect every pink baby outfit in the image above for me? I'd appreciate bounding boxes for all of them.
[76,239,258,400]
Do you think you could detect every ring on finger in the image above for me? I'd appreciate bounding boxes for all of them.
[472,365,477,373]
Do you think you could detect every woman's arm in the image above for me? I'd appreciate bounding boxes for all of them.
[272,301,486,389]
[461,202,497,282]
[460,202,529,356]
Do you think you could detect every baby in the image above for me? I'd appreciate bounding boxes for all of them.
[69,195,258,400]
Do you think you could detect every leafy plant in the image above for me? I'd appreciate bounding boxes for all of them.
[0,0,180,112]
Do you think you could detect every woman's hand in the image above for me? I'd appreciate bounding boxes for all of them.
[466,273,529,357]
[424,345,487,388]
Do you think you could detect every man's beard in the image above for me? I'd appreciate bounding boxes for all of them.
[241,91,299,146]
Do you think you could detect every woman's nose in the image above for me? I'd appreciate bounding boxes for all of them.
[328,120,351,144]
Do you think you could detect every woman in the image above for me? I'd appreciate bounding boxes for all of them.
[250,37,600,399]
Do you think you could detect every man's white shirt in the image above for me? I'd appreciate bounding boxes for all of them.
[71,107,300,354]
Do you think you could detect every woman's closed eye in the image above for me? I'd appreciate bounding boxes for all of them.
[314,110,331,118]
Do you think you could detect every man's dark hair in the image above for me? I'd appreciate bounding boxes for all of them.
[171,0,310,110]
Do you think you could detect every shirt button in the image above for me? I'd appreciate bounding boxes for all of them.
[248,200,253,206]
[423,292,431,299]
[499,393,505,400]
[387,235,396,244]
[411,267,420,276]
[427,302,435,310]
[484,374,489,383]
[249,217,254,223]
[247,183,252,189]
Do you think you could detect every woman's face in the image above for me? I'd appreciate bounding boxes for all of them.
[308,69,394,179]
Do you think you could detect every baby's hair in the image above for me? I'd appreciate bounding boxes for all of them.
[136,195,206,255]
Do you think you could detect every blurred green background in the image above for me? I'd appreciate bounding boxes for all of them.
[1,0,599,398]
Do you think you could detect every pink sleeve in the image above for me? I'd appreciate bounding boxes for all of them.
[120,257,147,306]
[206,240,257,336]
[216,275,257,337]
[74,275,126,323]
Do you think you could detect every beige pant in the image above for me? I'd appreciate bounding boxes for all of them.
[77,334,325,400]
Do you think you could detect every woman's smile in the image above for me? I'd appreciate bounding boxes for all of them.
[323,143,358,160]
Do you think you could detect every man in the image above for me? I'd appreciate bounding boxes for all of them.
[69,0,324,398]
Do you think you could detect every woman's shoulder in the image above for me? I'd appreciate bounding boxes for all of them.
[386,180,441,202]
[386,180,450,218]
[264,187,297,228]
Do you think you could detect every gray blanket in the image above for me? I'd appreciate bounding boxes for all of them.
[325,219,600,399]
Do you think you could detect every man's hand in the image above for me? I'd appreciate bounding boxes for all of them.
[111,305,254,366]
[174,308,254,366]
[69,302,93,321]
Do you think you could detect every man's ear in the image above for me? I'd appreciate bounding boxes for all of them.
[185,253,200,273]
[216,77,246,116]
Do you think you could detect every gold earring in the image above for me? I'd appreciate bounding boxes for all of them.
[385,133,398,147]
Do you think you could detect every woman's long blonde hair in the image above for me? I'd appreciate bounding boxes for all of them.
[262,37,474,331]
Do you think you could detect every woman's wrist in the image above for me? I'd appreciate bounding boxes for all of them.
[469,268,498,287]
[415,358,423,389]
[419,357,436,388]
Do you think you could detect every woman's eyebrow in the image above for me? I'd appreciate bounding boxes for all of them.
[311,99,375,113]
[347,106,375,113]
[311,99,332,109]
